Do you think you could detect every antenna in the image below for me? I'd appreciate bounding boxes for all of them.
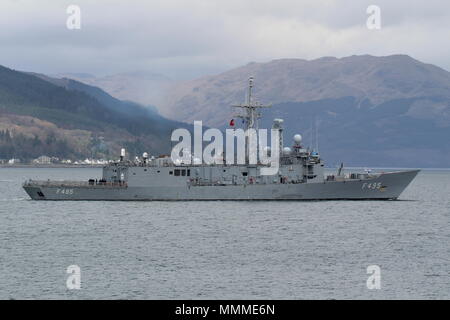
[315,116,319,153]
[337,162,344,176]
[248,76,253,106]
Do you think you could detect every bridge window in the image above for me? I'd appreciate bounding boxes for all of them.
[174,169,180,176]
[181,169,186,176]
[169,171,173,175]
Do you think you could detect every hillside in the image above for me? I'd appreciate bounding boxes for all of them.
[158,55,450,167]
[0,65,187,161]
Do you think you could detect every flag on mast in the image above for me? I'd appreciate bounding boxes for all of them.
[229,119,235,127]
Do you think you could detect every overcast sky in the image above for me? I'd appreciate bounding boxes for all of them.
[1,0,449,79]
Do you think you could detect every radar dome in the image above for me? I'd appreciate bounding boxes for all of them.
[273,118,284,124]
[293,134,302,144]
[283,147,291,155]
[272,118,284,129]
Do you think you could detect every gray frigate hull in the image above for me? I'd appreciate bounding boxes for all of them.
[23,170,419,201]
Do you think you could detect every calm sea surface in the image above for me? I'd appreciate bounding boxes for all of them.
[0,167,449,299]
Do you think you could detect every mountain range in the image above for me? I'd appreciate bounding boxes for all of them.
[157,55,450,167]
[1,54,449,167]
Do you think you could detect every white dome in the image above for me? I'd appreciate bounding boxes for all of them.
[283,147,291,155]
[142,152,148,158]
[272,118,284,129]
[293,134,302,144]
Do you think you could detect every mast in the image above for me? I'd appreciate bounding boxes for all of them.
[232,77,271,131]
[231,77,272,164]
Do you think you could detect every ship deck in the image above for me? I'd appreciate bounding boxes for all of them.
[23,180,128,188]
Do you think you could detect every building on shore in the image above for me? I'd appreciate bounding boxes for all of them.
[8,158,21,164]
[33,155,52,165]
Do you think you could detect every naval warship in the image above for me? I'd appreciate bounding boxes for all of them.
[23,78,419,201]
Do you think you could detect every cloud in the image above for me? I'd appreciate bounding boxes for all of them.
[0,0,449,79]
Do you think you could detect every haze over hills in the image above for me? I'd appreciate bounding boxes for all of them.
[54,71,173,108]
[157,54,450,167]
[0,65,187,161]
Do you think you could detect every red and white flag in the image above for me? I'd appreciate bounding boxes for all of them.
[229,119,235,127]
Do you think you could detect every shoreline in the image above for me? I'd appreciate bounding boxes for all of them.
[0,164,104,168]
[1,164,449,170]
